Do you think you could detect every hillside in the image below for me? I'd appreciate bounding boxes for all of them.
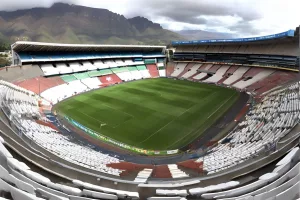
[0,3,183,45]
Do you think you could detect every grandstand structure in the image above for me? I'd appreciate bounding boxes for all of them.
[0,27,299,199]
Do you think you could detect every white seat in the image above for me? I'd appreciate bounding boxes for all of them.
[275,180,300,200]
[276,147,300,166]
[23,170,51,185]
[82,189,118,200]
[148,197,186,200]
[36,188,69,200]
[189,181,239,195]
[73,180,139,199]
[10,167,69,198]
[68,196,98,200]
[9,182,44,200]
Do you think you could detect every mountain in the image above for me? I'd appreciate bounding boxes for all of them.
[0,3,184,45]
[175,30,236,40]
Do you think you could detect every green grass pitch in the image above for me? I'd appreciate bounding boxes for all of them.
[56,78,239,150]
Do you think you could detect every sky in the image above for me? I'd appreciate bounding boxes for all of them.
[0,0,299,37]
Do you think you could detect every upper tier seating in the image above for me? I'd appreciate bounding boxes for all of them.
[82,61,97,71]
[19,52,165,62]
[124,59,135,65]
[56,63,73,74]
[93,60,109,69]
[40,64,59,76]
[104,60,118,68]
[175,41,298,56]
[69,62,86,73]
[115,59,125,66]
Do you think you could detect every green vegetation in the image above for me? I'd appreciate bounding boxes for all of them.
[56,79,239,150]
[0,43,10,52]
[0,57,10,67]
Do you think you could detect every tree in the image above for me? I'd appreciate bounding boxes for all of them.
[0,57,10,67]
[0,43,10,52]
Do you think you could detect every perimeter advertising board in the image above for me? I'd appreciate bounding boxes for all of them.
[64,116,179,155]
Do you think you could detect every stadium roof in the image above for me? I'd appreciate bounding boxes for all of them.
[11,41,166,52]
[171,28,299,46]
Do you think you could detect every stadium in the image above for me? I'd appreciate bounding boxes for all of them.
[0,25,299,200]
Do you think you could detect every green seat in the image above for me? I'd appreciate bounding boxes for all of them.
[99,69,113,76]
[61,75,77,82]
[144,59,156,64]
[88,69,112,77]
[157,58,165,63]
[74,72,90,80]
[111,67,128,73]
[127,66,138,71]
[136,65,147,70]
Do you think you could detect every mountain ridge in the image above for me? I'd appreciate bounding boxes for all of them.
[0,3,183,45]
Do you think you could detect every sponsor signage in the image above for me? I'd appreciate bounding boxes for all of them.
[64,116,179,155]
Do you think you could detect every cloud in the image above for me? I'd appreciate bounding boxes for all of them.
[0,0,299,37]
[228,21,261,36]
[0,0,79,11]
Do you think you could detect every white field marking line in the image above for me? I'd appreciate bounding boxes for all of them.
[101,103,135,128]
[78,110,107,125]
[137,105,194,145]
[206,92,236,119]
[138,92,217,145]
[166,92,235,149]
[101,103,134,118]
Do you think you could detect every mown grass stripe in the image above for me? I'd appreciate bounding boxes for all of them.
[56,78,239,150]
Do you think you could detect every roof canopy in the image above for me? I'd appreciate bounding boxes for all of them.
[171,29,297,46]
[12,41,166,52]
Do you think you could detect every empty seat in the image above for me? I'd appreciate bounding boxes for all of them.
[82,189,118,200]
